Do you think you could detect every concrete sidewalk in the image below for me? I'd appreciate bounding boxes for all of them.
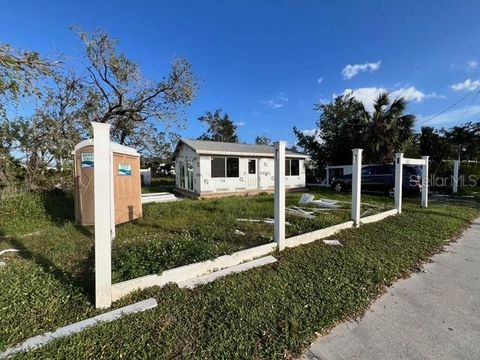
[302,218,480,360]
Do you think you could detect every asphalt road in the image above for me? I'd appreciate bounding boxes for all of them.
[302,218,480,360]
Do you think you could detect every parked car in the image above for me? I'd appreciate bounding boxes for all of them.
[331,164,422,197]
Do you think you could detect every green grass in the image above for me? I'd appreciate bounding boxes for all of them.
[0,189,478,358]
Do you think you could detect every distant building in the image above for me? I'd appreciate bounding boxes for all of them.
[173,139,308,197]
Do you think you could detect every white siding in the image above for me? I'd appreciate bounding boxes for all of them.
[258,158,306,190]
[199,156,249,194]
[258,157,275,190]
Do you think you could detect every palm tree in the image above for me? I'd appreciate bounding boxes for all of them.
[363,92,415,163]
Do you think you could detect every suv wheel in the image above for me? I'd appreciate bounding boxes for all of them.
[386,186,395,198]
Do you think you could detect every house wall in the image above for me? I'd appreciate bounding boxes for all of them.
[199,156,306,195]
[257,158,306,190]
[199,156,249,194]
[174,143,306,196]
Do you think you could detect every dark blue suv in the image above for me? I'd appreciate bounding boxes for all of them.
[331,164,422,198]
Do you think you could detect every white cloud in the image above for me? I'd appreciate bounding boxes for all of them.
[341,87,386,111]
[451,60,479,71]
[317,77,323,84]
[341,61,381,79]
[234,121,246,127]
[301,129,317,137]
[451,78,480,91]
[341,86,437,112]
[390,86,427,102]
[467,60,478,70]
[300,129,323,143]
[425,92,446,100]
[261,100,284,109]
[261,93,289,109]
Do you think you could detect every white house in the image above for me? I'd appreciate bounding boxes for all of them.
[173,139,308,197]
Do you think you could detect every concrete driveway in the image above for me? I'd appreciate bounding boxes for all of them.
[302,218,480,360]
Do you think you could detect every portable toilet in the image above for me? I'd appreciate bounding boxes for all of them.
[73,139,142,225]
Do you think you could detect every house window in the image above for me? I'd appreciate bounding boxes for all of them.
[211,157,225,178]
[291,159,300,176]
[211,157,240,178]
[285,159,291,176]
[248,159,256,174]
[226,158,239,177]
[285,159,300,176]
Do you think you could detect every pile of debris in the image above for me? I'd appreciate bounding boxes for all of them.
[286,193,344,219]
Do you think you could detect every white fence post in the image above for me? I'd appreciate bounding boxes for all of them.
[395,153,404,214]
[93,122,112,309]
[453,160,460,194]
[351,149,362,227]
[274,141,286,251]
[421,156,429,208]
[110,152,116,239]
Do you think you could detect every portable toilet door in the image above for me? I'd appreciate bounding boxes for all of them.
[74,139,142,226]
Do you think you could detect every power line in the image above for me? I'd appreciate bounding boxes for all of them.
[417,85,480,127]
[456,87,480,125]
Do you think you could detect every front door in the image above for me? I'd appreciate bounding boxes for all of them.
[247,159,258,190]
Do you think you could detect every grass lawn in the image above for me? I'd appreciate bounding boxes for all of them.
[0,187,478,358]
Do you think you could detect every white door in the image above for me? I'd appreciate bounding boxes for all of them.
[247,159,258,189]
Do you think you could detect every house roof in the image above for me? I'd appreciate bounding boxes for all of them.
[174,139,307,158]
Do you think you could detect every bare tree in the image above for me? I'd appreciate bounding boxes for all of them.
[77,29,199,145]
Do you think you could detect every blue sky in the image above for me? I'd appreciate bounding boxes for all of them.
[2,0,480,145]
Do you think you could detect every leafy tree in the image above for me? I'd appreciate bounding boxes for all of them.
[364,92,415,163]
[294,92,416,179]
[294,94,367,178]
[255,135,271,145]
[419,126,450,163]
[77,28,199,147]
[0,44,58,115]
[0,44,58,188]
[443,122,480,161]
[197,109,238,142]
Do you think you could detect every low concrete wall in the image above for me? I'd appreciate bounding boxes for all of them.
[284,221,355,248]
[111,242,277,302]
[111,208,399,303]
[360,209,399,224]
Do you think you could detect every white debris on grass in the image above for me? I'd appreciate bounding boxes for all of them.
[141,192,181,204]
[236,218,292,226]
[298,193,341,209]
[323,239,343,246]
[0,262,6,267]
[310,199,341,209]
[286,206,316,219]
[299,193,315,205]
[361,208,376,217]
[234,229,245,236]
[308,208,341,212]
[0,249,20,257]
